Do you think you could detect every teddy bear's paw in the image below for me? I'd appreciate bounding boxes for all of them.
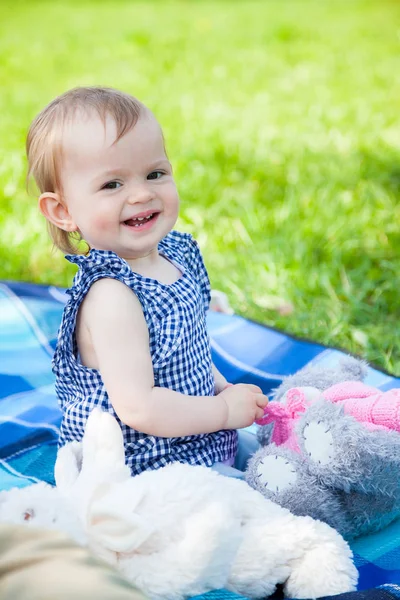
[256,455,298,495]
[303,420,335,466]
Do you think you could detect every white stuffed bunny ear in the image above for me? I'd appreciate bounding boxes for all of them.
[81,409,129,481]
[86,485,155,553]
[54,441,83,492]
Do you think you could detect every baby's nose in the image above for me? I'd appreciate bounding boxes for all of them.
[127,182,154,204]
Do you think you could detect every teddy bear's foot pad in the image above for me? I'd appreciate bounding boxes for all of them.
[257,455,298,494]
[303,421,335,465]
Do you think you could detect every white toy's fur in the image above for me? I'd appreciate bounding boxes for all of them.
[0,410,358,599]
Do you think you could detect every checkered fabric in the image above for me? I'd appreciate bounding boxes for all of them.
[53,231,238,475]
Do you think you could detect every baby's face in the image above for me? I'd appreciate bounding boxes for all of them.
[58,110,179,260]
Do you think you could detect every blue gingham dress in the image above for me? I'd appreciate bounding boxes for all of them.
[53,231,238,475]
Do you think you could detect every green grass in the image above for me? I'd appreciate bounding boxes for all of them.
[1,0,399,374]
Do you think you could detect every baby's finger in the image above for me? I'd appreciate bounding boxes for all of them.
[243,384,263,394]
[255,394,269,408]
[255,407,266,421]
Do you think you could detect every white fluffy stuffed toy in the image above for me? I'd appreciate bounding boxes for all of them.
[0,409,358,600]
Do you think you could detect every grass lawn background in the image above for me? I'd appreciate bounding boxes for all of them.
[1,0,399,374]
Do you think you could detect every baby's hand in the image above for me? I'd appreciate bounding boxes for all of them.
[220,384,268,429]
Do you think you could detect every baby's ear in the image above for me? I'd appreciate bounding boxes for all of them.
[38,192,78,232]
[86,486,154,553]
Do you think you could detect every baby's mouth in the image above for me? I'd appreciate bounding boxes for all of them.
[123,212,159,228]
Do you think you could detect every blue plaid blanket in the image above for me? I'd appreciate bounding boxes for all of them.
[1,280,400,600]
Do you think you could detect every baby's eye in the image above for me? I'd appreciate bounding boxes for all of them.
[101,181,122,190]
[147,171,164,180]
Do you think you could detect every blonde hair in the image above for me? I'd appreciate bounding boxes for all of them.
[26,86,144,254]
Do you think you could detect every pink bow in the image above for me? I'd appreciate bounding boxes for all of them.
[256,388,310,446]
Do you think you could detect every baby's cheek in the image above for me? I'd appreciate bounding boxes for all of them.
[92,213,114,231]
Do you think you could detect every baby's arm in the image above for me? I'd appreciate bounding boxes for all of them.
[212,363,230,394]
[80,279,267,437]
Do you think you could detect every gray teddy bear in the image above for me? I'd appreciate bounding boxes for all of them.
[245,356,400,540]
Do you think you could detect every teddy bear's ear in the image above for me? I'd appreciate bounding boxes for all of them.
[86,485,155,553]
